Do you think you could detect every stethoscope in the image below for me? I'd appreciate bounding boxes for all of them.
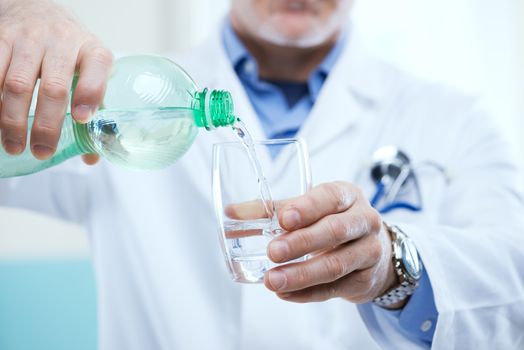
[369,146,449,214]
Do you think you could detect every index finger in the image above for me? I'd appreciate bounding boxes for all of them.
[225,198,291,220]
[278,182,359,231]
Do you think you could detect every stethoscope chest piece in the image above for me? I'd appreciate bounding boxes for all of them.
[371,146,411,188]
[369,146,422,214]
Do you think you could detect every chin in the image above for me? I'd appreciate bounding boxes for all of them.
[273,16,317,40]
[254,16,322,46]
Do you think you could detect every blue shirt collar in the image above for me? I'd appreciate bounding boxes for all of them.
[222,19,347,101]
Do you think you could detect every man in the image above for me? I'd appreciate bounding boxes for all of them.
[0,0,523,349]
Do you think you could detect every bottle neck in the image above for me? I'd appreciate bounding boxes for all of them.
[193,89,236,130]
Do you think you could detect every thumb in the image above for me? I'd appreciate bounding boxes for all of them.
[82,153,100,165]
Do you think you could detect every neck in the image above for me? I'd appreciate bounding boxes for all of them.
[231,20,339,82]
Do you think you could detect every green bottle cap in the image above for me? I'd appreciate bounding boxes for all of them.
[193,88,235,130]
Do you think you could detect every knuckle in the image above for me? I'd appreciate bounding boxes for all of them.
[294,265,311,286]
[347,215,365,237]
[354,269,375,295]
[40,78,70,100]
[324,182,353,211]
[324,254,347,280]
[323,182,341,201]
[367,209,382,234]
[300,193,316,212]
[20,26,42,42]
[11,49,37,71]
[89,46,114,66]
[32,122,61,142]
[368,238,383,263]
[49,22,73,39]
[294,230,314,254]
[352,187,364,204]
[325,285,338,300]
[315,283,342,302]
[287,196,313,221]
[349,211,379,239]
[5,73,34,96]
[326,215,349,243]
[0,117,26,133]
[75,81,103,99]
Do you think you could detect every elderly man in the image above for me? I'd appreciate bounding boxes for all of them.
[0,0,523,349]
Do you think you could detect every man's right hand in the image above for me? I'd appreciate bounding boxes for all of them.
[0,0,113,163]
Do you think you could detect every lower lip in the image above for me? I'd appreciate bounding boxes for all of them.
[281,7,310,16]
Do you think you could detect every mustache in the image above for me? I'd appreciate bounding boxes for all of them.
[272,0,334,12]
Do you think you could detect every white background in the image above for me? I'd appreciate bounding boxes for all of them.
[1,0,523,258]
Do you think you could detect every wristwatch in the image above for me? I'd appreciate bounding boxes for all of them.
[373,222,422,308]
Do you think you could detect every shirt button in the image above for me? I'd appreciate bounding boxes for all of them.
[420,320,433,332]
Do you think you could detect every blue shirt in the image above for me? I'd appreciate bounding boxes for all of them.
[222,19,438,345]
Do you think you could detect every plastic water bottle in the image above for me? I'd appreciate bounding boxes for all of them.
[0,55,235,178]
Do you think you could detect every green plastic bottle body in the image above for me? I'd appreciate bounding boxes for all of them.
[83,106,199,171]
[0,55,235,178]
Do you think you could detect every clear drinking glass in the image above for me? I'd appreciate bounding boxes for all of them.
[213,138,312,283]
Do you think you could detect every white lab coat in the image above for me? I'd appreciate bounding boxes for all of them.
[1,27,523,350]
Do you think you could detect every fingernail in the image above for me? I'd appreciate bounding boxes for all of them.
[268,270,287,291]
[3,139,23,154]
[73,104,96,123]
[269,240,289,262]
[282,209,300,229]
[32,144,54,159]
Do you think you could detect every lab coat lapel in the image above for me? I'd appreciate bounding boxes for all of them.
[297,30,382,157]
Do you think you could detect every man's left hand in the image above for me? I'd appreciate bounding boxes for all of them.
[264,181,399,305]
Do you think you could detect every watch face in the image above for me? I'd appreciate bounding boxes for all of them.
[400,238,422,280]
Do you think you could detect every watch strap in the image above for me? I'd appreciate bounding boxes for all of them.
[373,223,421,308]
